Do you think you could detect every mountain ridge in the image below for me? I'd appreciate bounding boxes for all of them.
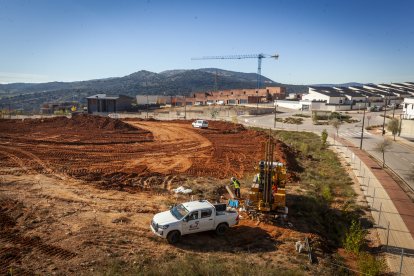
[0,68,307,111]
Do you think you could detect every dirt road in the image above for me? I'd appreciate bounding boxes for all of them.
[126,121,213,174]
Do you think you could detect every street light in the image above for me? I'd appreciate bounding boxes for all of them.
[381,89,389,136]
[360,98,368,149]
[273,96,278,128]
[184,95,187,120]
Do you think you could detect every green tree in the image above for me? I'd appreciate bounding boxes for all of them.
[366,115,372,127]
[387,118,400,141]
[311,111,319,125]
[343,220,366,254]
[210,109,219,119]
[374,138,392,168]
[329,118,341,137]
[321,129,328,147]
[329,118,341,145]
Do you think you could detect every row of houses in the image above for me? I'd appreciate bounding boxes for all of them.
[276,82,414,113]
[135,87,286,106]
[85,86,286,114]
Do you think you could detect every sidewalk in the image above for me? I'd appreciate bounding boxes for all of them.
[336,135,414,241]
[332,135,414,275]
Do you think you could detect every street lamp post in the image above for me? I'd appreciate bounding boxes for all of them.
[146,95,149,119]
[184,96,187,120]
[360,99,368,149]
[392,103,396,118]
[273,96,278,128]
[381,90,389,136]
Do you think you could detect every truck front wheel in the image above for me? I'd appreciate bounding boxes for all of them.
[166,231,181,244]
[215,223,229,236]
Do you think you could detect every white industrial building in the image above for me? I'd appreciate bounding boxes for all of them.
[403,98,414,119]
[278,82,414,111]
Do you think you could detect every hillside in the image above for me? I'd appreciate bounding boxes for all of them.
[0,69,307,112]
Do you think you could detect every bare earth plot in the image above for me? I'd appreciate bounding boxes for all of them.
[0,115,339,274]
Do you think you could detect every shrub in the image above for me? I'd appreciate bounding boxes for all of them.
[321,129,328,147]
[299,142,310,155]
[358,252,387,276]
[343,220,366,254]
[321,185,332,202]
[293,113,311,118]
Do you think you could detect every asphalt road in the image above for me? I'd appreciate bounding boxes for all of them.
[239,107,414,192]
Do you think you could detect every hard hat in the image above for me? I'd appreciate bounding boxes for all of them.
[231,177,235,181]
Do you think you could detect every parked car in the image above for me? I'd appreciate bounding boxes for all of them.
[192,120,208,128]
[150,200,239,244]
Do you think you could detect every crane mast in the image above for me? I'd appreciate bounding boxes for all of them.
[191,53,279,90]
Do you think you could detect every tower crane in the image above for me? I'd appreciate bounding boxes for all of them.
[191,53,279,90]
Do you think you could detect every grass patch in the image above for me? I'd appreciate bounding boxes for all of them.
[273,130,359,247]
[99,254,304,276]
[275,117,303,124]
[357,252,387,276]
[292,113,311,118]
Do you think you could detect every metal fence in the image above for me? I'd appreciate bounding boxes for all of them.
[332,141,414,275]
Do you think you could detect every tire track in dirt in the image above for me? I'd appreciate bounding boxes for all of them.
[0,147,29,172]
[127,121,214,175]
[0,231,77,274]
[0,145,53,174]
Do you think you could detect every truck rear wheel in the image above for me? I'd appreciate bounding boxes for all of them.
[166,231,181,244]
[215,223,229,236]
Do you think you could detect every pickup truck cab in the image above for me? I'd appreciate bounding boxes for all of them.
[150,200,239,244]
[192,120,208,129]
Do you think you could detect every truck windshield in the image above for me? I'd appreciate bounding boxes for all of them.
[170,204,189,220]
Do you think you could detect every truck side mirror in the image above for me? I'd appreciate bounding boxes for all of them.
[183,216,189,222]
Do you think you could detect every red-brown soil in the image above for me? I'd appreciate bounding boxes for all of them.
[0,116,293,192]
[0,115,314,275]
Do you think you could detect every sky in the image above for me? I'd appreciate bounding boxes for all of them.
[0,0,413,85]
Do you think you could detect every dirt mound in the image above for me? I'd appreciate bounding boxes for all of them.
[0,115,152,145]
[69,114,138,131]
[0,114,140,134]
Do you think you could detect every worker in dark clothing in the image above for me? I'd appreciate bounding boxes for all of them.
[230,177,241,198]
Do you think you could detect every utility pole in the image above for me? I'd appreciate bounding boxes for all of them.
[382,91,388,136]
[146,94,149,119]
[184,96,187,120]
[360,99,367,149]
[256,90,259,113]
[274,97,278,128]
[392,103,396,118]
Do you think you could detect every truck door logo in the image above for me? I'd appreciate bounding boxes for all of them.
[189,221,199,230]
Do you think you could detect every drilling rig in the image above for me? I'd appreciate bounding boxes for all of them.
[248,132,287,213]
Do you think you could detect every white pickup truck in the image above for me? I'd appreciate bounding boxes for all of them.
[150,200,239,244]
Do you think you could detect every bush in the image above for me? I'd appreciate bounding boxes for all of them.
[343,220,366,254]
[321,185,332,202]
[299,142,310,155]
[321,129,328,147]
[293,113,311,118]
[358,252,387,276]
